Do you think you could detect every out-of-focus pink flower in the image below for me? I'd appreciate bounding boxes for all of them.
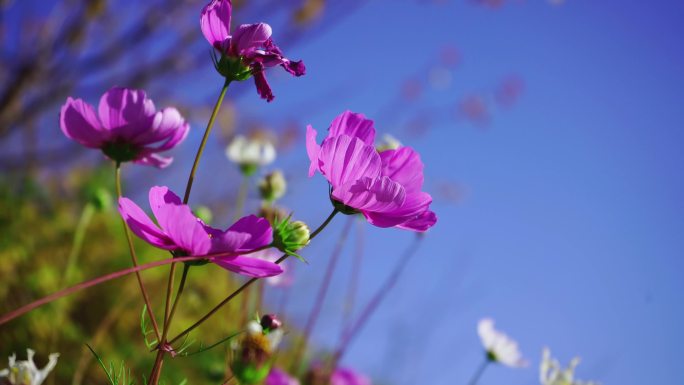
[495,75,525,108]
[458,94,490,128]
[200,0,305,102]
[265,368,300,385]
[306,111,437,232]
[118,186,282,278]
[60,87,189,168]
[330,367,372,385]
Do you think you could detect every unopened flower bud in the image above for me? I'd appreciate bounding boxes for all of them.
[259,170,287,203]
[259,205,289,226]
[273,217,310,255]
[260,314,282,331]
[89,187,112,212]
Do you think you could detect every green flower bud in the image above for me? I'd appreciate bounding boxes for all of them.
[273,216,310,256]
[214,54,253,82]
[89,187,112,212]
[259,170,287,203]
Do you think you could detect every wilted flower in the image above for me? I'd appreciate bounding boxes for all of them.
[259,170,287,202]
[200,0,305,101]
[60,87,189,168]
[265,368,299,385]
[231,318,284,385]
[118,186,282,278]
[227,135,276,175]
[272,216,310,256]
[0,349,59,385]
[306,111,437,232]
[540,348,598,385]
[477,318,528,368]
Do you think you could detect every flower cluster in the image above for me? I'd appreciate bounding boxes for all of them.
[540,348,599,385]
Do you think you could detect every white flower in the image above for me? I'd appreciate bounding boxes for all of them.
[540,348,599,385]
[0,349,59,385]
[477,318,528,368]
[246,320,283,351]
[226,135,276,168]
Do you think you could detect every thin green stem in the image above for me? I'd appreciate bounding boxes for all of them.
[62,203,95,287]
[161,265,190,346]
[168,209,340,346]
[468,358,490,385]
[233,174,249,221]
[183,79,230,205]
[292,216,354,373]
[115,162,161,342]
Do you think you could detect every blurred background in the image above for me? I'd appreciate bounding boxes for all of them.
[1,0,683,384]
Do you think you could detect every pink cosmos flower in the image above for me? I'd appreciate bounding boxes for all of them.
[200,0,305,102]
[60,87,189,168]
[118,186,282,278]
[330,368,372,385]
[265,368,300,385]
[306,111,437,232]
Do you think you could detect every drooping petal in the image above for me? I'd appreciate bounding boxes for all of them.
[362,191,433,229]
[118,197,176,249]
[379,146,424,193]
[396,209,437,232]
[318,134,382,188]
[148,186,182,230]
[305,125,321,177]
[157,204,211,256]
[253,64,275,102]
[200,0,232,51]
[212,254,283,278]
[60,97,107,148]
[328,111,375,146]
[332,176,406,215]
[98,87,156,140]
[133,153,173,168]
[231,23,272,53]
[212,215,273,253]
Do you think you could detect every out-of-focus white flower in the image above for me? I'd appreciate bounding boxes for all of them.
[540,348,599,385]
[376,134,402,152]
[252,249,294,288]
[477,318,528,368]
[0,349,59,385]
[246,318,283,351]
[226,135,276,171]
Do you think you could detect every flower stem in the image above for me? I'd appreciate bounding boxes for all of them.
[182,79,230,205]
[0,255,208,326]
[168,209,340,346]
[332,235,423,365]
[115,162,161,342]
[468,358,490,385]
[291,216,354,373]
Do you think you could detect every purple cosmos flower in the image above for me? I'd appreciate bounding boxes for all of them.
[60,87,189,168]
[200,0,306,102]
[330,368,372,385]
[306,111,437,232]
[118,186,282,278]
[265,368,300,385]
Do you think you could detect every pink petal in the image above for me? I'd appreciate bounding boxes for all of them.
[133,153,173,168]
[231,23,272,53]
[211,254,283,278]
[362,192,433,229]
[253,66,275,102]
[397,210,437,232]
[60,97,107,148]
[333,176,406,215]
[118,197,175,249]
[213,215,273,253]
[318,135,382,188]
[134,107,188,148]
[305,124,321,177]
[98,87,156,140]
[157,204,211,256]
[328,111,375,146]
[148,186,182,229]
[379,147,425,193]
[331,368,372,385]
[200,0,232,51]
